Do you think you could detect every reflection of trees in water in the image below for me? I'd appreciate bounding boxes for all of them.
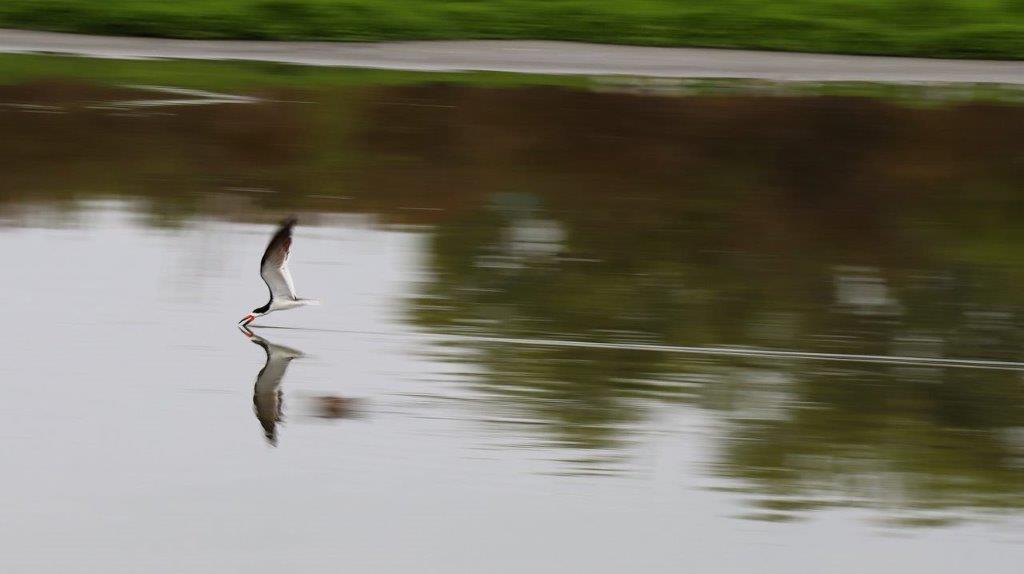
[5,80,1024,519]
[714,363,1024,522]
[411,198,1024,520]
[424,180,1024,519]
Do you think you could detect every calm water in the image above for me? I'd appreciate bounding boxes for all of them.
[2,67,1024,572]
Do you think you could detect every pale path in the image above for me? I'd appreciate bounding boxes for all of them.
[3,28,1024,83]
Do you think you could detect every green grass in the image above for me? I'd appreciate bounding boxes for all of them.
[1,0,1024,59]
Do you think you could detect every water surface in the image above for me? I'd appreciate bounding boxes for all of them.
[2,63,1024,572]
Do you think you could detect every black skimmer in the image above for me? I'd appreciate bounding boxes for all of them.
[239,218,319,327]
[240,326,304,446]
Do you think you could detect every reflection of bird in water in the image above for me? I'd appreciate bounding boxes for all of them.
[239,218,319,327]
[240,326,304,446]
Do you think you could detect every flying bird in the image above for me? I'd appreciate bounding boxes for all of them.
[240,326,304,446]
[239,218,319,327]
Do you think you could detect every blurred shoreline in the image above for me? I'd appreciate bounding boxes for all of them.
[3,28,1024,85]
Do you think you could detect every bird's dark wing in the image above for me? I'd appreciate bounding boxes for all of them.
[259,218,298,301]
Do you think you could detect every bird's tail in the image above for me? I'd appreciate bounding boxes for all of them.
[297,298,321,306]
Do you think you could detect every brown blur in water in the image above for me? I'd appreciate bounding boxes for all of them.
[2,78,1024,526]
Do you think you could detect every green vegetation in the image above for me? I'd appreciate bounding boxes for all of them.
[2,0,1024,59]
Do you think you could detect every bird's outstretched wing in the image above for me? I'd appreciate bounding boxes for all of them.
[260,218,299,301]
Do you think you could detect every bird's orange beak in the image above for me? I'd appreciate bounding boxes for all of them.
[239,314,256,326]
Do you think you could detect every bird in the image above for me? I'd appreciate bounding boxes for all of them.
[240,325,304,446]
[239,218,319,327]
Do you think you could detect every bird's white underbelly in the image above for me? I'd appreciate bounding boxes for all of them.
[269,299,310,312]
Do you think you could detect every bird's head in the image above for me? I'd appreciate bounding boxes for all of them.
[239,311,263,327]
